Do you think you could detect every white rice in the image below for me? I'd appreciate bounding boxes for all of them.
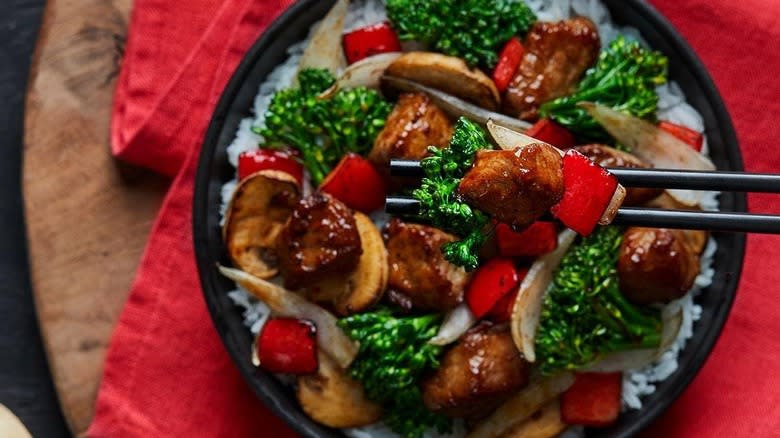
[221,0,719,434]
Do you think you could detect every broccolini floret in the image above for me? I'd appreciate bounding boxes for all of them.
[338,308,451,438]
[386,0,536,68]
[535,226,663,375]
[539,36,669,141]
[412,117,492,270]
[254,68,392,185]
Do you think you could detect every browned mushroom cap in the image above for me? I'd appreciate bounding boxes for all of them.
[385,52,500,110]
[305,212,388,316]
[618,227,701,305]
[223,170,300,279]
[296,352,383,428]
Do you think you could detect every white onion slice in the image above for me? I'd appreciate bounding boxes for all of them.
[382,76,532,133]
[583,308,683,373]
[599,184,627,225]
[219,266,358,368]
[428,303,477,346]
[467,372,575,438]
[511,230,578,362]
[319,53,402,99]
[297,0,349,75]
[486,120,543,152]
[582,102,716,206]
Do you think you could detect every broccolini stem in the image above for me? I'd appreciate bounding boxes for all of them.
[535,227,664,374]
[411,118,493,270]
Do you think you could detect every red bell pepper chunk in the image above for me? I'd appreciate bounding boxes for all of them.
[496,221,558,257]
[320,153,386,213]
[492,37,525,93]
[561,372,622,427]
[658,121,704,152]
[551,150,618,236]
[342,22,402,65]
[256,318,318,374]
[526,118,576,149]
[238,149,304,186]
[465,258,521,319]
[486,266,528,322]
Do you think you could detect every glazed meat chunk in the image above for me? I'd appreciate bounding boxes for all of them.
[458,143,564,229]
[575,144,663,206]
[368,92,453,186]
[276,193,362,289]
[504,17,600,120]
[617,227,702,305]
[422,323,530,419]
[383,219,470,311]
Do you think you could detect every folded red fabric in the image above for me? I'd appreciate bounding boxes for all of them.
[88,0,297,436]
[90,0,780,436]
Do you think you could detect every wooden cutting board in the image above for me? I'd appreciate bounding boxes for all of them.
[22,0,168,435]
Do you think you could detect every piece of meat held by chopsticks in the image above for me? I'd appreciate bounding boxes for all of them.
[459,122,628,236]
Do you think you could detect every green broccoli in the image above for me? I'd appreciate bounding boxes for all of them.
[386,0,536,68]
[412,117,492,270]
[338,308,451,438]
[539,36,669,141]
[535,226,663,375]
[254,68,392,185]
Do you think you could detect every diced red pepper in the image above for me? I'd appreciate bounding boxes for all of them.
[496,222,558,257]
[486,266,528,322]
[465,258,521,319]
[320,153,386,212]
[238,149,304,186]
[561,372,622,427]
[551,150,618,236]
[492,37,525,93]
[342,22,402,65]
[256,318,318,374]
[526,118,576,149]
[659,121,704,152]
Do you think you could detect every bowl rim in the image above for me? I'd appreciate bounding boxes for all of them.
[193,1,746,436]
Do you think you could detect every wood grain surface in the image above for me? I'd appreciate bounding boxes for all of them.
[22,0,168,434]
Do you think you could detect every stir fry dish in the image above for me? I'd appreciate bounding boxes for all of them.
[219,1,716,437]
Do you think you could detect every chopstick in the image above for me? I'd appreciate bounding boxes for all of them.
[389,159,780,193]
[384,195,780,234]
[386,158,780,233]
[612,208,780,233]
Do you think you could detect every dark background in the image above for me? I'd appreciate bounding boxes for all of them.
[0,1,72,436]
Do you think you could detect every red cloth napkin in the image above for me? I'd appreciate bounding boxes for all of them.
[89,0,780,436]
[88,0,298,436]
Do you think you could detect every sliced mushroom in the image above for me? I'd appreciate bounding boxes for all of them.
[297,352,383,428]
[467,373,574,438]
[305,212,388,315]
[500,400,567,438]
[385,52,500,110]
[223,170,300,279]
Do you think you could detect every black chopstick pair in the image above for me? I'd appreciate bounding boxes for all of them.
[385,159,780,234]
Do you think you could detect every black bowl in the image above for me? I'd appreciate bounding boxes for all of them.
[194,1,745,436]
